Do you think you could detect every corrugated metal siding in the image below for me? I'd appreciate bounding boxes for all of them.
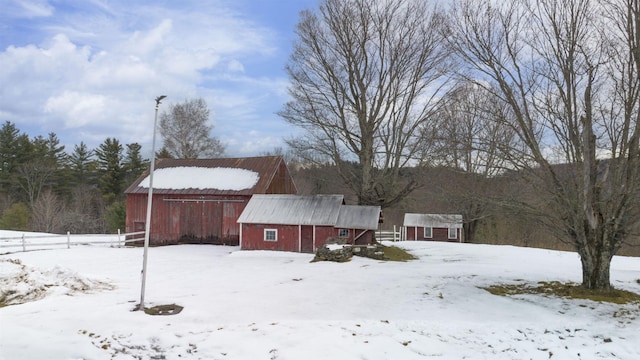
[335,205,380,230]
[403,213,463,228]
[237,194,344,226]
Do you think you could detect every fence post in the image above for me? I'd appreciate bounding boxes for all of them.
[117,229,121,247]
[22,233,26,252]
[67,231,71,249]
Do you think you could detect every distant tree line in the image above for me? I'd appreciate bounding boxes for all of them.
[0,121,148,233]
[0,97,225,234]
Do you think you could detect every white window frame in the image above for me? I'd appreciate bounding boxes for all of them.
[264,229,278,242]
[448,227,457,240]
[338,229,349,238]
[423,226,432,239]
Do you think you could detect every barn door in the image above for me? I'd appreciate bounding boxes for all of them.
[202,201,223,243]
[179,201,200,242]
[300,225,314,253]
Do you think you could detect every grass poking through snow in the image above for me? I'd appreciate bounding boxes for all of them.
[483,281,640,304]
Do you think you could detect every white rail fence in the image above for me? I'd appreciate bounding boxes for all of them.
[0,230,146,254]
[376,226,403,242]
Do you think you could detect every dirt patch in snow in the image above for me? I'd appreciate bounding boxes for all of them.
[0,258,114,307]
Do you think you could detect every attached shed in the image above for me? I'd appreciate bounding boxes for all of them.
[237,194,381,253]
[125,156,297,246]
[403,213,464,242]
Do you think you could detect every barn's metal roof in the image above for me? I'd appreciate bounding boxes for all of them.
[403,213,463,228]
[124,156,288,196]
[335,205,381,230]
[237,194,345,226]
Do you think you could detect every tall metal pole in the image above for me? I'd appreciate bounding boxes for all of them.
[139,95,166,311]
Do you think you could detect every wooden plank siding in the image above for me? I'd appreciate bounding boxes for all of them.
[237,194,381,253]
[405,226,460,242]
[126,194,249,245]
[240,224,348,253]
[125,156,297,246]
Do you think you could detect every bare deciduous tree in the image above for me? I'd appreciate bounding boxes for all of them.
[432,82,517,243]
[17,160,56,208]
[280,0,450,207]
[31,190,65,233]
[448,0,640,290]
[159,98,225,159]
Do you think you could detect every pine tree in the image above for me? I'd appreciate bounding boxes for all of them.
[95,138,125,203]
[0,121,34,198]
[123,143,148,186]
[68,141,97,187]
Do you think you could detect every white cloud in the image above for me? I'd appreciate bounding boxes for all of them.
[124,19,172,57]
[0,0,302,156]
[227,59,245,73]
[44,91,107,127]
[6,0,54,18]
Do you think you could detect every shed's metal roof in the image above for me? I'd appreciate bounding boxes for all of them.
[335,205,381,230]
[237,194,345,226]
[125,156,287,196]
[403,213,463,228]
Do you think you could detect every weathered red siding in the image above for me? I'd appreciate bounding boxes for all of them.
[313,227,335,249]
[125,156,298,246]
[265,161,297,195]
[404,226,459,242]
[241,224,300,252]
[240,224,375,253]
[126,194,250,245]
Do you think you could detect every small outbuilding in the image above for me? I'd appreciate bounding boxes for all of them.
[403,213,463,242]
[237,194,381,253]
[125,156,297,246]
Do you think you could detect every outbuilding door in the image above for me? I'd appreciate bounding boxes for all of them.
[301,225,314,253]
[179,201,223,243]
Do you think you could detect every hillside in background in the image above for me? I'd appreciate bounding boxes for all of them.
[291,164,640,257]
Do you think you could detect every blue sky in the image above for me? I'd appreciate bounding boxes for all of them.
[0,0,318,157]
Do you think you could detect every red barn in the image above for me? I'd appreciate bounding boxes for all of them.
[124,156,297,246]
[403,213,463,242]
[237,194,381,253]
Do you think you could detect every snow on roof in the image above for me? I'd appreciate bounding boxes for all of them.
[403,213,463,228]
[138,166,259,191]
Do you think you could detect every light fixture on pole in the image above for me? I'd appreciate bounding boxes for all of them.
[138,95,166,311]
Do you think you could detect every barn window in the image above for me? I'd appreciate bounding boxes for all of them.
[448,227,457,239]
[338,229,349,238]
[134,221,145,231]
[264,229,277,242]
[423,227,432,239]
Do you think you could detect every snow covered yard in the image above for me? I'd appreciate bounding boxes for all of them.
[1,240,639,360]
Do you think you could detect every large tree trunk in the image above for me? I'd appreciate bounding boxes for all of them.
[577,233,614,290]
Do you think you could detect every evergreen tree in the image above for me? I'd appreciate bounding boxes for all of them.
[24,132,67,197]
[68,141,97,187]
[123,143,147,186]
[95,137,125,203]
[155,146,173,159]
[105,200,126,233]
[0,121,33,196]
[0,202,30,231]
